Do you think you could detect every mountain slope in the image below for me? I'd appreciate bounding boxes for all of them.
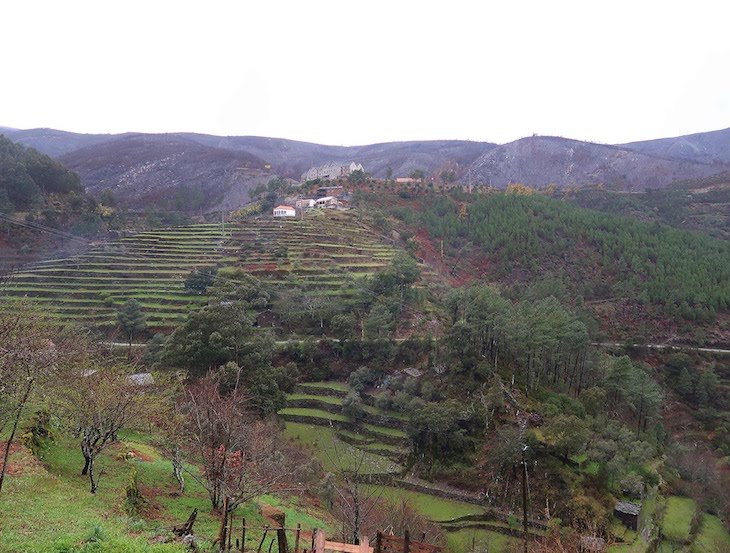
[622,126,730,163]
[2,127,122,157]
[6,126,730,198]
[183,134,494,179]
[462,136,724,190]
[58,134,269,211]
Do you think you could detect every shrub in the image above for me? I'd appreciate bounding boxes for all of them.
[341,391,366,421]
[124,468,147,516]
[20,409,54,457]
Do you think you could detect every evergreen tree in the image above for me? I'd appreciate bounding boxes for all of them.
[117,299,147,359]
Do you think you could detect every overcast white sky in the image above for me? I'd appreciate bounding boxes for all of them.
[1,1,729,146]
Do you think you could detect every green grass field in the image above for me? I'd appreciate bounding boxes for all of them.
[362,486,483,522]
[0,431,331,553]
[692,513,730,552]
[445,528,518,553]
[283,422,400,475]
[661,496,696,543]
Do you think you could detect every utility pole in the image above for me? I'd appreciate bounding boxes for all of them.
[521,445,529,553]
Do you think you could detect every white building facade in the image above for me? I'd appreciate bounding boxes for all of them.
[273,205,296,217]
[301,161,363,182]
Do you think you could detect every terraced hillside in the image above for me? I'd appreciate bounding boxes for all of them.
[280,382,535,548]
[227,210,398,300]
[0,224,231,330]
[0,211,402,333]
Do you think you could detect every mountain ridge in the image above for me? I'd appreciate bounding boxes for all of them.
[3,125,730,208]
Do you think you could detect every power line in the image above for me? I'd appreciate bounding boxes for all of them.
[0,212,88,244]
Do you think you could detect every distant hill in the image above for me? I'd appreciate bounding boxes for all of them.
[622,127,730,164]
[462,136,725,190]
[182,134,494,179]
[2,127,122,157]
[58,134,270,211]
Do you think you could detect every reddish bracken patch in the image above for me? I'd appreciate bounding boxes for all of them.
[127,448,155,462]
[138,484,166,520]
[0,441,40,476]
[260,503,287,527]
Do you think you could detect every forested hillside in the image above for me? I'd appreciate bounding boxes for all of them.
[560,176,730,240]
[0,135,106,270]
[0,134,83,213]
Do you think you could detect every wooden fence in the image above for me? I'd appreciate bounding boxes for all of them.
[213,520,439,553]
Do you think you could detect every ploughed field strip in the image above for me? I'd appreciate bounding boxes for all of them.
[227,211,398,298]
[0,224,231,330]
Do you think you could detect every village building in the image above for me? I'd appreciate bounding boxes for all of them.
[614,501,641,531]
[395,177,422,184]
[301,161,363,182]
[315,196,339,209]
[273,205,296,217]
[293,198,316,209]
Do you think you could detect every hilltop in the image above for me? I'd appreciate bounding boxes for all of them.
[462,135,725,190]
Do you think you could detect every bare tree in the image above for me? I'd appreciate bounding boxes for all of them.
[56,365,159,493]
[0,302,87,494]
[184,367,303,512]
[323,426,383,545]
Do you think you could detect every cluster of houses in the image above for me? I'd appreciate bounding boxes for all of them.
[300,161,363,182]
[272,185,348,218]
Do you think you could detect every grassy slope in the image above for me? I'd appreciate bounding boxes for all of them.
[661,496,696,543]
[0,432,330,553]
[282,422,400,474]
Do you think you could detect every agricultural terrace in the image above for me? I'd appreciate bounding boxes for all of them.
[279,381,530,546]
[227,210,398,301]
[0,210,402,333]
[0,224,230,331]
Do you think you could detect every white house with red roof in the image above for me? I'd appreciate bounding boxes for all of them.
[272,205,296,217]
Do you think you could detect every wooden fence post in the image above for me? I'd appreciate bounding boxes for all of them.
[403,529,410,553]
[375,532,382,553]
[242,518,246,553]
[294,523,301,553]
[277,526,289,553]
[314,529,326,553]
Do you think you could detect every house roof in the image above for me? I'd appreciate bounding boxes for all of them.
[127,373,155,386]
[274,205,295,210]
[615,501,641,516]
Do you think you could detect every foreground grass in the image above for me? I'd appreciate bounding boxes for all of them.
[691,513,730,553]
[0,432,330,553]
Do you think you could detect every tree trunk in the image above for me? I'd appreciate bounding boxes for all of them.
[88,456,98,493]
[82,455,90,476]
[172,450,185,494]
[0,377,34,494]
